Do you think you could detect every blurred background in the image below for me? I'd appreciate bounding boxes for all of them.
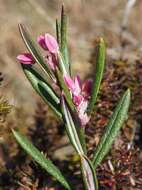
[0,0,142,113]
[0,0,142,189]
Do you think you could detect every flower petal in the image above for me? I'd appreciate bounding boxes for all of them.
[79,113,90,126]
[74,75,81,95]
[17,53,35,64]
[64,75,75,92]
[45,33,59,54]
[46,54,58,71]
[78,100,88,115]
[82,79,93,99]
[73,95,83,106]
[77,100,90,126]
[37,35,47,50]
[47,56,55,70]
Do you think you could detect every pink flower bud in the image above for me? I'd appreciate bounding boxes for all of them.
[45,33,59,54]
[37,35,48,50]
[64,75,75,92]
[17,53,35,64]
[64,75,82,96]
[46,55,56,71]
[64,74,91,127]
[37,33,59,54]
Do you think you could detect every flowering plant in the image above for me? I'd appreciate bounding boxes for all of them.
[13,6,130,190]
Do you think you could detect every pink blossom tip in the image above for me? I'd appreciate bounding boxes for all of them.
[45,33,59,54]
[64,75,75,92]
[64,74,91,127]
[37,35,48,50]
[17,53,35,64]
[46,54,58,71]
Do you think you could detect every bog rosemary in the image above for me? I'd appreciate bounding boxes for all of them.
[13,6,130,190]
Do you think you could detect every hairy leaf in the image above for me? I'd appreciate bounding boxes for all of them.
[88,38,106,112]
[12,130,71,190]
[93,89,130,168]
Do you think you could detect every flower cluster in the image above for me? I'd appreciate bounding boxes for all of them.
[64,75,92,126]
[17,33,59,70]
[17,33,92,127]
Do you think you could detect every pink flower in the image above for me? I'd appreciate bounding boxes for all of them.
[45,33,59,54]
[17,53,35,64]
[46,53,58,71]
[38,33,59,54]
[82,79,93,99]
[73,95,83,106]
[64,75,81,97]
[38,33,59,71]
[77,100,90,126]
[37,35,48,50]
[64,75,92,126]
[79,112,90,126]
[64,75,92,100]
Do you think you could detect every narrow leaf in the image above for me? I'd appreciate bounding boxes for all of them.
[12,130,71,190]
[93,89,130,168]
[61,5,67,53]
[22,64,62,118]
[77,127,87,154]
[63,100,87,154]
[61,96,84,155]
[88,38,106,112]
[68,110,87,154]
[19,24,54,79]
[80,155,98,190]
[60,5,70,74]
[56,19,61,46]
[58,52,68,76]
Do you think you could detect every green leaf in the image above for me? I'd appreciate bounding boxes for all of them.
[19,24,54,79]
[61,96,84,155]
[80,155,98,190]
[12,130,71,190]
[67,110,87,154]
[58,52,68,76]
[61,5,67,54]
[88,38,106,112]
[22,64,62,118]
[60,5,70,74]
[62,95,87,154]
[56,19,61,47]
[76,127,87,154]
[93,89,130,168]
